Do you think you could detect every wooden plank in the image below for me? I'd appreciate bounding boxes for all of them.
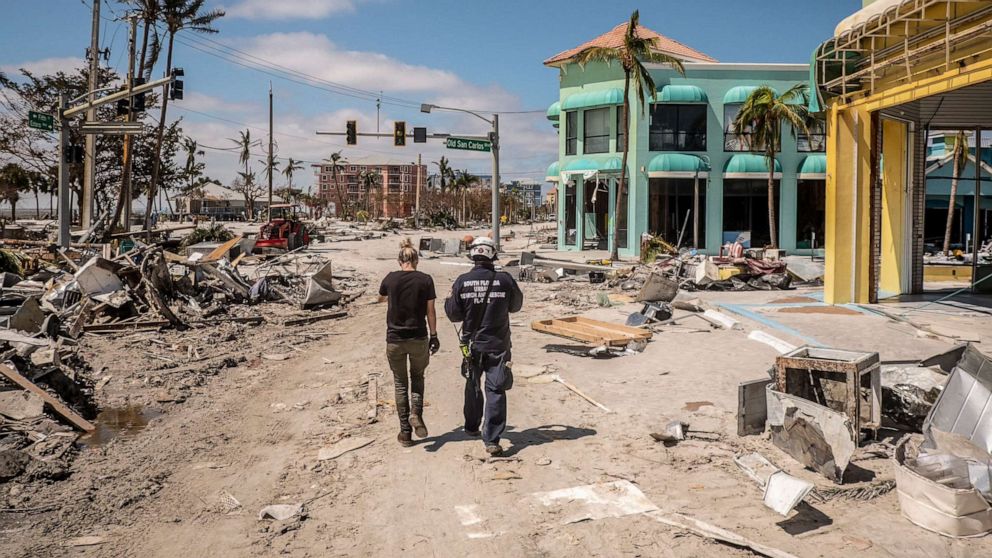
[531,317,652,346]
[230,252,246,268]
[0,364,95,432]
[83,320,171,333]
[283,311,347,327]
[201,236,243,263]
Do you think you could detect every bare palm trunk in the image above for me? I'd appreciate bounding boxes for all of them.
[146,34,175,233]
[943,154,962,255]
[34,188,39,219]
[613,73,631,261]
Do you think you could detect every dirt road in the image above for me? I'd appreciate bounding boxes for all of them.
[3,227,991,557]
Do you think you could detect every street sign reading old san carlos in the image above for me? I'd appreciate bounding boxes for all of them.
[28,111,54,131]
[445,137,491,152]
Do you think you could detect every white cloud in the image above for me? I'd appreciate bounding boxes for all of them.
[0,57,83,76]
[181,92,260,115]
[242,32,463,93]
[223,0,357,20]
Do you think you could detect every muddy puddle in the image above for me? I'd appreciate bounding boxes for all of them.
[80,406,163,447]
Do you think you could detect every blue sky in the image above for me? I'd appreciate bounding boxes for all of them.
[1,0,862,189]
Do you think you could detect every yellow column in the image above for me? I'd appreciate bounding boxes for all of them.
[879,119,909,298]
[824,104,873,304]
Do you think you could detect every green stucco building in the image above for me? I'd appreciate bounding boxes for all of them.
[544,21,825,257]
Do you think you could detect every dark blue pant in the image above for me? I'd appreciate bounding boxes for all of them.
[463,351,510,446]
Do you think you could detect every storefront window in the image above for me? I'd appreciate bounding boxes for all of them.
[616,107,626,152]
[584,108,610,154]
[649,178,706,249]
[565,111,577,156]
[617,178,629,249]
[723,179,780,248]
[796,179,826,249]
[651,104,707,151]
[798,119,827,152]
[725,105,780,152]
[564,180,577,245]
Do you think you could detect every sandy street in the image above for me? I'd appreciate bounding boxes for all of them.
[2,226,991,558]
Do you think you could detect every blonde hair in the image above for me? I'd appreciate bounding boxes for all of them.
[398,238,419,267]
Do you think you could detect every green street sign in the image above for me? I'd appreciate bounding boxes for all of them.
[28,111,54,131]
[445,137,491,152]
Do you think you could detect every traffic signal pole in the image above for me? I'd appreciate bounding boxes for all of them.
[491,113,500,251]
[58,94,71,248]
[57,75,174,248]
[82,0,100,227]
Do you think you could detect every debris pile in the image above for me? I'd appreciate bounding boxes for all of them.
[0,230,365,484]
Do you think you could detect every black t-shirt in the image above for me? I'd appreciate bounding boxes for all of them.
[379,270,436,342]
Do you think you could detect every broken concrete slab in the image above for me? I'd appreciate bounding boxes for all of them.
[0,390,44,420]
[529,480,658,525]
[766,385,857,484]
[635,273,678,303]
[9,296,44,334]
[894,435,992,538]
[700,309,740,330]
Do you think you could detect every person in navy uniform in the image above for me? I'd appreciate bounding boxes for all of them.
[444,236,523,456]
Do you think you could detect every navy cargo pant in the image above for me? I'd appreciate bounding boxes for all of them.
[463,351,511,446]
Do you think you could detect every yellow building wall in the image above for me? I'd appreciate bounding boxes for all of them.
[825,56,992,304]
[825,104,872,304]
[879,119,908,299]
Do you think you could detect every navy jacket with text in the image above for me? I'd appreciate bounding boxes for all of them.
[444,262,523,355]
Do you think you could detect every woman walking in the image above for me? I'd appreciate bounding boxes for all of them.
[378,239,440,446]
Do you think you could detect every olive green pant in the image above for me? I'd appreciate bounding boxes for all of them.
[386,338,430,434]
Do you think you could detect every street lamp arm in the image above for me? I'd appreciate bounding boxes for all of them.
[421,103,492,125]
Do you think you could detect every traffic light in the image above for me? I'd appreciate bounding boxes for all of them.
[66,145,84,164]
[116,99,128,117]
[169,68,184,101]
[346,120,357,145]
[133,77,146,112]
[413,126,427,143]
[394,121,406,147]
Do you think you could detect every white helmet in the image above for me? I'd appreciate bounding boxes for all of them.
[469,236,496,261]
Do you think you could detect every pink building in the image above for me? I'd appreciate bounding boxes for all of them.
[314,156,427,218]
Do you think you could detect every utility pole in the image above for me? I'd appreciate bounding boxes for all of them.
[415,153,422,228]
[82,0,101,227]
[491,113,501,251]
[268,83,274,211]
[58,95,71,247]
[121,14,138,230]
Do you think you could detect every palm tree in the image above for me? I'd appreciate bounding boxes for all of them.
[942,130,969,255]
[231,129,256,177]
[733,83,809,249]
[573,10,685,260]
[282,158,304,191]
[358,169,381,217]
[0,163,29,222]
[453,170,479,224]
[322,151,347,217]
[433,156,455,192]
[258,157,281,193]
[146,0,224,231]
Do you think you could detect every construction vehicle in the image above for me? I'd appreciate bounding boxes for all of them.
[255,204,310,252]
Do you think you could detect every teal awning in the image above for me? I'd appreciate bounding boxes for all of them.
[654,85,707,103]
[723,85,778,104]
[563,158,599,172]
[546,101,560,121]
[561,158,623,174]
[546,161,560,182]
[798,154,827,178]
[647,154,710,178]
[561,88,624,111]
[724,154,781,178]
[599,157,623,172]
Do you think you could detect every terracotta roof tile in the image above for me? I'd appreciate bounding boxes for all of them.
[544,21,717,66]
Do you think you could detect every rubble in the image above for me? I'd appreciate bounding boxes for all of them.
[0,224,367,485]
